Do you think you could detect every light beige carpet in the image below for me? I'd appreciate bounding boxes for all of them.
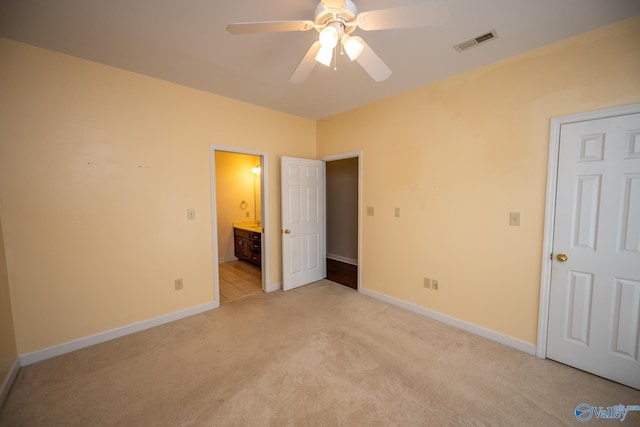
[1,280,638,426]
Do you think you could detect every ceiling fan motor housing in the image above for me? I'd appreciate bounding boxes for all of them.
[314,0,358,35]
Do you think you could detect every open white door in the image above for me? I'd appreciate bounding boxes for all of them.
[546,112,640,389]
[281,156,326,291]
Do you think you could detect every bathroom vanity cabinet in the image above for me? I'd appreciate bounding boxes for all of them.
[234,227,261,267]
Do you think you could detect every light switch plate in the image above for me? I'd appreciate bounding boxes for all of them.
[395,208,400,218]
[367,207,374,216]
[187,209,196,220]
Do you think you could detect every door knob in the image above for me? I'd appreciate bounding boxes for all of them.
[556,253,568,262]
[283,229,291,234]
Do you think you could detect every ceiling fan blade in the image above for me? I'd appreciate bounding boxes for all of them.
[353,37,392,82]
[226,20,315,35]
[290,41,321,84]
[357,1,449,31]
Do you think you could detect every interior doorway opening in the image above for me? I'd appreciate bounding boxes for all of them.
[324,153,361,290]
[210,147,269,305]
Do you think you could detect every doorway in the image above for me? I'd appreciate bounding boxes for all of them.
[279,153,361,291]
[210,146,270,305]
[324,152,361,290]
[537,103,640,389]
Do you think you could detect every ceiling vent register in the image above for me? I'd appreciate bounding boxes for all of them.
[454,30,498,52]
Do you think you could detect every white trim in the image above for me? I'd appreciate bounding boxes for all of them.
[210,146,270,298]
[321,151,361,162]
[327,253,358,266]
[320,151,362,291]
[537,102,640,359]
[20,301,218,366]
[360,287,537,355]
[0,358,20,406]
[265,282,282,293]
[218,256,239,263]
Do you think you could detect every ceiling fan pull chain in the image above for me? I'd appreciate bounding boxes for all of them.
[333,46,338,71]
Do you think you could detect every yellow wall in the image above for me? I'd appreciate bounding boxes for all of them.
[215,152,261,261]
[0,38,315,354]
[0,195,18,383]
[317,17,640,344]
[1,17,639,357]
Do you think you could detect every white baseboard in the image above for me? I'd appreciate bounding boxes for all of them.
[265,282,282,293]
[359,288,537,356]
[327,253,358,266]
[0,358,20,407]
[219,256,238,263]
[20,301,219,366]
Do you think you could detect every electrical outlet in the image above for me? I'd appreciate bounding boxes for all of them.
[175,278,183,290]
[509,212,520,226]
[423,277,431,289]
[432,280,439,290]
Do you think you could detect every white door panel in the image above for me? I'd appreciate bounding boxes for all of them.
[281,157,326,291]
[547,112,640,389]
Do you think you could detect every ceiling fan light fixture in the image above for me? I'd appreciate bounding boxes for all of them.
[342,34,364,61]
[315,46,333,67]
[228,0,452,83]
[318,25,339,49]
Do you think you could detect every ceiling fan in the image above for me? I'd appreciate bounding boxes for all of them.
[226,0,449,83]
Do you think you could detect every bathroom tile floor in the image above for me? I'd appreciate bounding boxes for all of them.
[219,260,262,304]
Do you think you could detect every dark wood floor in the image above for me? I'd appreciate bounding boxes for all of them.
[326,258,358,289]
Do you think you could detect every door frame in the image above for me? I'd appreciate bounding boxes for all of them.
[321,151,362,290]
[209,145,270,305]
[536,102,640,358]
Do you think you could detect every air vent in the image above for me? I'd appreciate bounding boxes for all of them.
[453,30,498,52]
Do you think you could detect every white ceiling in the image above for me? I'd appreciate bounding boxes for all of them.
[1,0,639,120]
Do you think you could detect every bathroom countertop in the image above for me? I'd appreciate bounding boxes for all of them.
[233,221,262,233]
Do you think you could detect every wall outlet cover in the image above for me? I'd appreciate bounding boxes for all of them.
[509,212,520,226]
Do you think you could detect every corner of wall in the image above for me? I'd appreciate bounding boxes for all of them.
[0,197,20,406]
